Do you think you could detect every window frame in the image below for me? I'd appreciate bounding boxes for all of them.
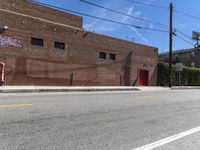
[31,37,44,47]
[109,53,116,61]
[54,41,65,50]
[99,52,107,59]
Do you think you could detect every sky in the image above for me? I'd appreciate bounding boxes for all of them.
[33,0,200,53]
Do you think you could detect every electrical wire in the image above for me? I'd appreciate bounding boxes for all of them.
[29,0,197,49]
[175,34,195,46]
[29,0,168,33]
[174,29,193,41]
[80,0,168,28]
[82,0,199,42]
[174,9,200,21]
[126,0,168,10]
[126,0,200,26]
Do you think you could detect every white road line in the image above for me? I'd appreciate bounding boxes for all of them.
[132,126,200,150]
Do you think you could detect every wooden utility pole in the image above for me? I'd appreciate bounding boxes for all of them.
[169,1,173,87]
[192,32,200,67]
[195,34,200,68]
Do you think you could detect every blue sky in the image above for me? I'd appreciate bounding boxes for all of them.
[33,0,200,53]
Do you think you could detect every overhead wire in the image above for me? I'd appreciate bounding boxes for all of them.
[174,29,193,41]
[80,0,195,44]
[126,0,168,10]
[30,0,198,48]
[29,0,168,33]
[175,34,195,46]
[126,0,200,24]
[174,9,200,21]
[80,0,168,28]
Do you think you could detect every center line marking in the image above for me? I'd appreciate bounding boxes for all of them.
[132,126,200,150]
[0,104,33,108]
[137,96,159,99]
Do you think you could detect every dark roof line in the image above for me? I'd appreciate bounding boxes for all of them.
[159,48,196,55]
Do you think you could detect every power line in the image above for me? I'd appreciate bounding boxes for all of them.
[175,34,195,46]
[80,0,197,47]
[80,0,168,28]
[126,0,200,30]
[80,0,196,44]
[174,9,200,21]
[126,0,168,10]
[29,0,168,33]
[174,29,192,41]
[126,0,200,31]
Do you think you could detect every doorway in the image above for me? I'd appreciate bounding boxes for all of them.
[139,70,149,86]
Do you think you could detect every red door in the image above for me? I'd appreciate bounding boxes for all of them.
[0,62,5,85]
[139,70,149,86]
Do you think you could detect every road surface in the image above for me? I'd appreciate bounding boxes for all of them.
[0,90,200,150]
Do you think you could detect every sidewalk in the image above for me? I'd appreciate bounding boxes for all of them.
[0,86,140,93]
[0,86,199,93]
[171,86,200,90]
[135,86,171,91]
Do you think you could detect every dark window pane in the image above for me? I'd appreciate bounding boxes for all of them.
[99,52,106,59]
[31,38,44,46]
[55,42,65,50]
[110,53,116,60]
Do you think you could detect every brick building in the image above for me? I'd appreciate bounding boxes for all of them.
[0,0,158,86]
[159,48,198,68]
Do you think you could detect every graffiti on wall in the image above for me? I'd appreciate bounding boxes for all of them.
[0,35,23,48]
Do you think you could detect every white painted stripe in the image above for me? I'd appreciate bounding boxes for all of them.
[133,126,200,150]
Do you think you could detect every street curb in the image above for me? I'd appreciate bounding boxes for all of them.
[171,86,200,90]
[0,88,140,93]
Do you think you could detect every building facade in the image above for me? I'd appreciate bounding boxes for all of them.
[159,48,199,68]
[0,0,158,86]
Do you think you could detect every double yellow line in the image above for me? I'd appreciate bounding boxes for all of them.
[0,104,33,108]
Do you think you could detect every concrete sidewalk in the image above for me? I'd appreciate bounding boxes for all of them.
[0,86,140,93]
[135,86,170,91]
[171,86,200,90]
[0,86,199,93]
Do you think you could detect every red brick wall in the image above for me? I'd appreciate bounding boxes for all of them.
[0,0,83,28]
[0,0,158,86]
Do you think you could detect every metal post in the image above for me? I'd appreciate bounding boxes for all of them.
[169,1,173,87]
[179,71,181,86]
[196,39,199,68]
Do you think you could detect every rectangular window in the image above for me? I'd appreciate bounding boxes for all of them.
[55,42,65,50]
[99,52,106,59]
[109,53,116,60]
[31,38,44,46]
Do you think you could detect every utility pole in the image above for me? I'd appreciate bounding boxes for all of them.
[196,39,199,67]
[169,0,173,87]
[192,31,200,68]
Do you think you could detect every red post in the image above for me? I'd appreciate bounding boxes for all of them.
[0,62,6,86]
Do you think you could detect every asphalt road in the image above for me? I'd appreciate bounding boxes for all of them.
[0,90,200,150]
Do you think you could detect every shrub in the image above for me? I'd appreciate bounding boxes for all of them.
[158,62,200,86]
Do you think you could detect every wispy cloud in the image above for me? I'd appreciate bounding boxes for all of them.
[121,6,134,23]
[83,1,151,42]
[84,9,109,31]
[129,26,148,43]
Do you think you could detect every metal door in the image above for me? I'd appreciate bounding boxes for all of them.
[139,70,149,86]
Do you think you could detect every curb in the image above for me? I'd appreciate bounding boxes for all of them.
[0,88,140,93]
[171,87,200,90]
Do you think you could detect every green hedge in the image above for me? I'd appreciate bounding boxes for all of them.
[158,62,200,86]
